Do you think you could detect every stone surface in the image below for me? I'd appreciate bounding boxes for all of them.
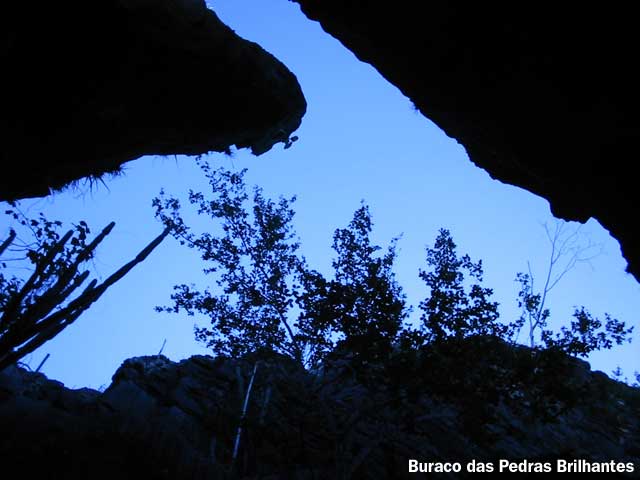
[1,341,638,478]
[293,1,640,281]
[1,0,306,200]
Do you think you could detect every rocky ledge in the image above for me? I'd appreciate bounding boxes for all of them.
[1,338,638,478]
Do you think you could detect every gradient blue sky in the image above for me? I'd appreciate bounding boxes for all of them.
[2,0,638,389]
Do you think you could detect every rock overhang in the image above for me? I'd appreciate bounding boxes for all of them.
[292,1,640,281]
[1,0,306,200]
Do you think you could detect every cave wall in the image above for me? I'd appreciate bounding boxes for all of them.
[1,0,306,200]
[1,351,639,478]
[293,1,639,281]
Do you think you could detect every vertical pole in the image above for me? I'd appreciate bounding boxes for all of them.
[232,361,260,466]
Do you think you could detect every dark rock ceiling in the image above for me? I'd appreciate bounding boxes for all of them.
[1,0,305,200]
[2,0,638,282]
[294,1,639,281]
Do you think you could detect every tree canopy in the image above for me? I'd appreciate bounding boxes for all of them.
[154,162,408,368]
[154,162,634,372]
[418,228,508,344]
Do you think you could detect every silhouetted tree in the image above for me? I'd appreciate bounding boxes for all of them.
[512,220,632,357]
[540,307,633,358]
[417,228,508,344]
[155,164,632,369]
[297,204,408,363]
[512,220,602,346]
[154,162,316,364]
[0,203,170,370]
[155,162,408,368]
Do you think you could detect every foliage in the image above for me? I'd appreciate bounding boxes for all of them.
[0,202,169,370]
[541,307,633,358]
[409,225,632,367]
[511,271,550,346]
[155,165,632,377]
[292,268,336,368]
[512,220,602,347]
[611,367,640,387]
[298,204,408,364]
[155,162,408,369]
[153,162,309,363]
[417,228,509,344]
[511,220,632,358]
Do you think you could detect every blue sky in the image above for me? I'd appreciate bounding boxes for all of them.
[1,0,638,389]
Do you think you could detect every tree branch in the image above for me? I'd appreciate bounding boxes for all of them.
[0,225,170,371]
[0,229,16,258]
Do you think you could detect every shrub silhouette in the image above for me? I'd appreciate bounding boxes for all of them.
[0,203,170,370]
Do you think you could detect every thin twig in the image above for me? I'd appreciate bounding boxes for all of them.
[34,353,50,373]
[158,339,167,356]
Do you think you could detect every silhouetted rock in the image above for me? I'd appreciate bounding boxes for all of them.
[1,340,638,478]
[293,1,640,281]
[4,1,639,287]
[1,0,306,200]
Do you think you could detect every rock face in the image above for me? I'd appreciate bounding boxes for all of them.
[1,0,306,200]
[293,2,640,281]
[1,342,639,479]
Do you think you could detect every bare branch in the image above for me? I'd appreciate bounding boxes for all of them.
[0,229,16,258]
[519,219,604,347]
